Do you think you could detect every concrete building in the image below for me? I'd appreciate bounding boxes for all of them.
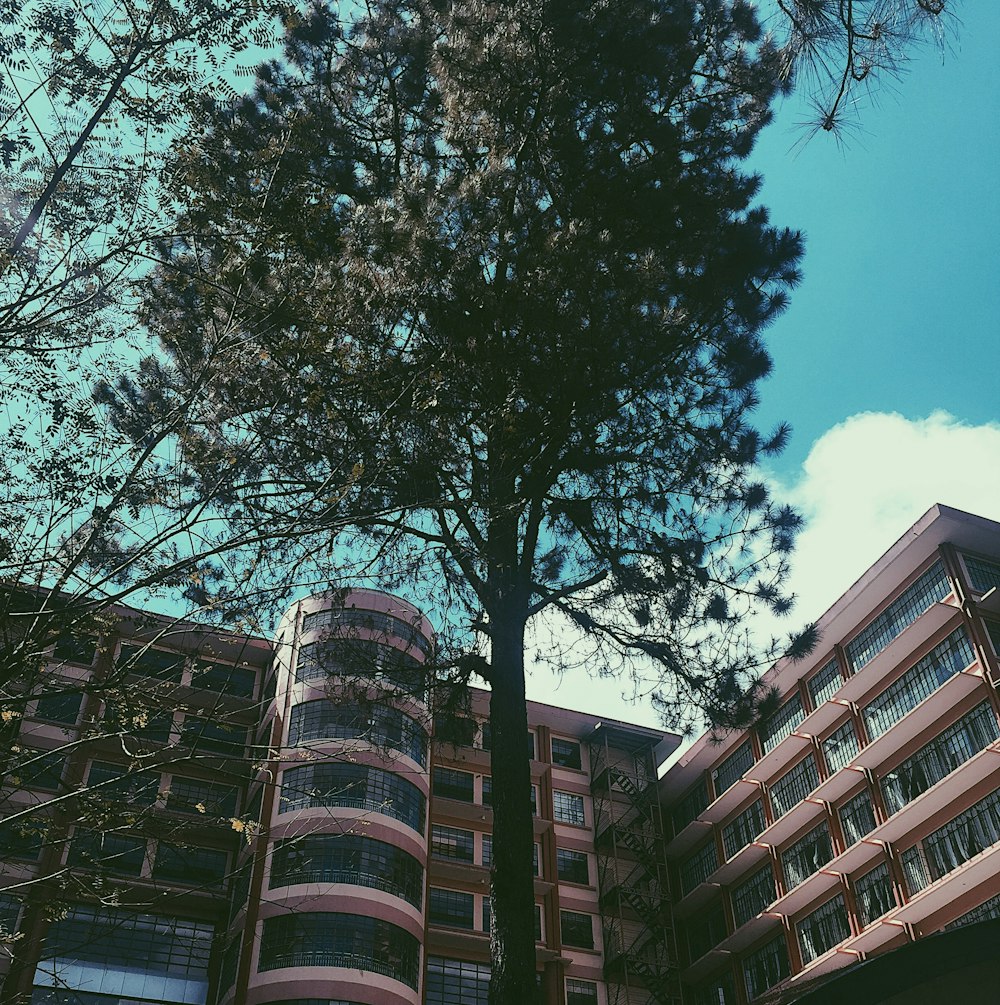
[3,504,1000,1005]
[661,504,1000,1004]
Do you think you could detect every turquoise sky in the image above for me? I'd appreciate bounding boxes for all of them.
[747,5,999,478]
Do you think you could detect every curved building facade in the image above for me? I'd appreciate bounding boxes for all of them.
[234,589,435,1005]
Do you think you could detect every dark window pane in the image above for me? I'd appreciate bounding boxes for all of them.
[552,738,582,770]
[34,691,83,725]
[560,910,593,949]
[429,888,475,929]
[433,767,474,802]
[556,848,589,884]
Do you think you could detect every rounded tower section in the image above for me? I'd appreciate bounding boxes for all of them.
[246,589,434,1005]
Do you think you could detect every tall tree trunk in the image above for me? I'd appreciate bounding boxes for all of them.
[488,606,537,1005]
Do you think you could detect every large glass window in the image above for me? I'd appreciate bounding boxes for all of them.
[68,830,146,877]
[769,756,819,819]
[687,903,728,961]
[743,936,789,1000]
[844,561,951,673]
[759,695,803,754]
[797,894,850,964]
[301,607,432,658]
[680,842,718,895]
[165,776,238,817]
[270,834,423,908]
[431,825,475,863]
[560,910,594,949]
[280,761,426,833]
[782,822,833,891]
[11,748,65,791]
[722,800,766,860]
[259,912,419,989]
[551,738,582,770]
[53,635,97,665]
[426,956,490,1005]
[33,907,214,1004]
[855,862,895,927]
[672,779,710,834]
[179,716,247,756]
[553,790,585,825]
[862,628,974,740]
[189,659,256,698]
[117,643,185,682]
[731,865,776,928]
[566,979,598,1005]
[947,890,1000,929]
[902,784,1000,893]
[963,554,1000,594]
[289,699,428,766]
[880,702,999,815]
[86,760,160,805]
[712,741,754,797]
[839,790,876,846]
[556,848,589,884]
[153,844,229,889]
[432,766,475,803]
[807,657,842,708]
[822,720,859,774]
[482,777,537,814]
[33,690,83,725]
[429,888,475,930]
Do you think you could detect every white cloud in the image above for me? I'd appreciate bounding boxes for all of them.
[776,411,1000,625]
[522,410,1000,734]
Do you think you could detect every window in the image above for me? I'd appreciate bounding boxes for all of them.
[731,866,776,928]
[180,715,247,756]
[782,822,833,891]
[947,890,1000,929]
[433,766,475,802]
[880,702,998,815]
[839,790,876,846]
[680,842,718,895]
[743,936,789,1000]
[10,748,64,791]
[672,779,710,834]
[105,702,174,744]
[0,820,46,861]
[807,657,842,708]
[33,907,214,1003]
[567,979,598,1004]
[769,756,819,819]
[688,903,728,961]
[553,790,585,825]
[280,761,427,832]
[435,713,477,747]
[0,893,19,936]
[432,825,475,863]
[117,643,185,681]
[53,635,96,665]
[902,784,1000,892]
[797,894,850,964]
[855,862,895,927]
[190,659,256,697]
[556,848,589,884]
[301,606,433,658]
[166,776,239,816]
[289,699,428,766]
[429,888,475,930]
[560,910,594,949]
[33,690,83,725]
[68,830,146,876]
[426,956,490,1005]
[552,737,582,770]
[844,561,951,673]
[153,843,229,888]
[270,834,423,908]
[822,720,859,774]
[759,694,803,754]
[722,800,765,860]
[258,912,420,988]
[862,628,974,740]
[690,973,737,1005]
[712,741,754,797]
[964,554,1000,594]
[86,761,160,805]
